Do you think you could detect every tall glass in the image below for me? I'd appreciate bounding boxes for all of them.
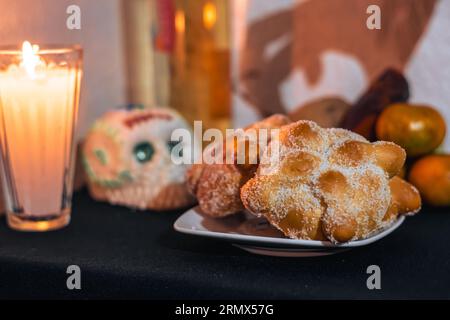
[0,42,82,231]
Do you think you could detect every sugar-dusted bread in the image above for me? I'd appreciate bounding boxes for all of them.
[186,114,291,217]
[241,120,421,243]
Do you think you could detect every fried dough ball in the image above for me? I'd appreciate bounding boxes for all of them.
[186,114,291,217]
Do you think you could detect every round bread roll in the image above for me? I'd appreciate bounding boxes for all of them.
[241,120,420,243]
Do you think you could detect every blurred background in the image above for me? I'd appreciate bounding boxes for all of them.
[0,0,126,138]
[0,0,448,152]
[233,0,450,152]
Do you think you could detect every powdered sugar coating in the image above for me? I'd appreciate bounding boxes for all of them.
[241,120,417,243]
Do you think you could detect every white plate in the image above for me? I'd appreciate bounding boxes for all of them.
[174,207,405,257]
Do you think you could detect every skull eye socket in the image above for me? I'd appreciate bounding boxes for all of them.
[167,140,183,157]
[133,142,155,163]
[94,148,108,165]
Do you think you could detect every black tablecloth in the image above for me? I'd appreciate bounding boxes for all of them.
[0,189,449,299]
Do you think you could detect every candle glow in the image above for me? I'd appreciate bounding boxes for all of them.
[0,41,82,230]
[21,41,42,79]
[203,2,217,30]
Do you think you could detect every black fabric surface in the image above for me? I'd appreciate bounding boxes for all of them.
[0,188,449,299]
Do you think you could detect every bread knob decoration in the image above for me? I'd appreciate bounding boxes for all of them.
[82,106,196,210]
[241,120,421,243]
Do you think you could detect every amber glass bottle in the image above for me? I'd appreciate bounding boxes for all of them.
[169,0,231,132]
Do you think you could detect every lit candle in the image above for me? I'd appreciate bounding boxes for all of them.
[0,41,82,231]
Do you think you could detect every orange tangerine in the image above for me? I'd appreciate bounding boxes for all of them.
[409,155,450,206]
[376,103,446,157]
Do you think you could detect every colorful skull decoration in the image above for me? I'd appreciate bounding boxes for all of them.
[82,107,196,210]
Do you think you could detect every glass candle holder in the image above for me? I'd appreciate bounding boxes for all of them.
[0,42,82,231]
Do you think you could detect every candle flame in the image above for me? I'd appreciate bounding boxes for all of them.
[21,41,42,78]
[175,10,185,34]
[203,2,217,30]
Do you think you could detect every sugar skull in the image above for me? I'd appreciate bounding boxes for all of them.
[82,107,196,210]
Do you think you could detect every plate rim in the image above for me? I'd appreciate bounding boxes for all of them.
[173,207,405,248]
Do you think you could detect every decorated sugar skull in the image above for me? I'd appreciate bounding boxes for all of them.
[82,107,196,210]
